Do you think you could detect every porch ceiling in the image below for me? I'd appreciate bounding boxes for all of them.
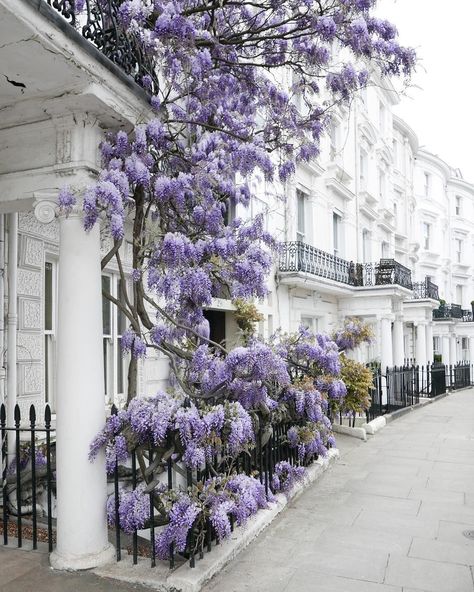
[0,0,150,128]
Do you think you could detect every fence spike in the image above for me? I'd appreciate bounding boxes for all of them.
[44,404,51,426]
[14,404,20,424]
[0,403,5,423]
[29,404,36,424]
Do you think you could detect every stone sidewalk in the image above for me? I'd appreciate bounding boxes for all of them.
[0,545,152,592]
[204,389,474,592]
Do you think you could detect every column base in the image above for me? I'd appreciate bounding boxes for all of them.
[50,543,115,571]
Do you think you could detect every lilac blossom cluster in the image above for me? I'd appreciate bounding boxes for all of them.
[333,318,374,351]
[271,461,306,494]
[155,473,270,559]
[89,392,255,471]
[7,443,47,476]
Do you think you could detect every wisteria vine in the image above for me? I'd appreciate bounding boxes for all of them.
[72,0,410,564]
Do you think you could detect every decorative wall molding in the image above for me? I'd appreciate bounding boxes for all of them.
[17,268,42,297]
[19,212,60,242]
[17,332,43,362]
[19,297,42,331]
[20,235,43,270]
[18,362,43,397]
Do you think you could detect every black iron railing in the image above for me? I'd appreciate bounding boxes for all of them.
[1,404,55,551]
[367,361,472,420]
[433,303,463,320]
[362,258,413,290]
[279,243,413,290]
[110,405,320,569]
[462,309,474,322]
[44,0,157,90]
[412,279,440,300]
[279,241,356,285]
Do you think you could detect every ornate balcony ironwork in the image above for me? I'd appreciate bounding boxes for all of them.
[462,309,473,322]
[44,0,157,90]
[412,278,440,300]
[433,303,463,320]
[279,241,356,285]
[361,259,413,290]
[279,243,413,290]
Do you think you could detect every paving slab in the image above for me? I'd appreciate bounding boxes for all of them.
[384,554,473,592]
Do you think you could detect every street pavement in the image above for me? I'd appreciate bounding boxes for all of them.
[204,389,474,592]
[2,389,474,592]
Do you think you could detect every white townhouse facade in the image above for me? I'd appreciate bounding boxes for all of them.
[1,1,474,423]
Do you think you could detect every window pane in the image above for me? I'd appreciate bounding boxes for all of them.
[297,191,305,240]
[117,338,124,394]
[102,276,111,335]
[45,262,53,331]
[118,279,128,335]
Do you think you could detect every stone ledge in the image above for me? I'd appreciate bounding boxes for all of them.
[332,423,367,441]
[94,449,339,592]
[361,415,386,435]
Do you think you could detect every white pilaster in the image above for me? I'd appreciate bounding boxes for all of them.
[425,323,434,363]
[450,335,457,366]
[380,317,393,370]
[50,208,114,570]
[392,316,404,366]
[442,335,450,366]
[415,322,427,367]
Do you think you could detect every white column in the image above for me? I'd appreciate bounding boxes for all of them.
[450,335,457,366]
[442,335,450,366]
[392,316,404,366]
[6,213,18,457]
[415,322,427,367]
[380,317,393,370]
[50,208,114,570]
[425,323,434,363]
[469,337,474,363]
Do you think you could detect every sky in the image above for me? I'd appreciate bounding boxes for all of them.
[377,0,474,182]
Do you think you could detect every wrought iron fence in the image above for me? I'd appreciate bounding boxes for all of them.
[279,243,414,290]
[110,406,316,569]
[367,362,472,420]
[0,404,55,551]
[43,0,158,91]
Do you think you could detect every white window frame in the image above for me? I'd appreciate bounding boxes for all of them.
[300,315,319,333]
[296,189,307,243]
[422,222,431,250]
[102,272,132,406]
[44,257,58,411]
[333,211,342,257]
[455,238,463,263]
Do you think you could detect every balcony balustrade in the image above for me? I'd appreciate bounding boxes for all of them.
[412,279,440,300]
[44,0,157,90]
[279,242,414,291]
[433,303,463,320]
